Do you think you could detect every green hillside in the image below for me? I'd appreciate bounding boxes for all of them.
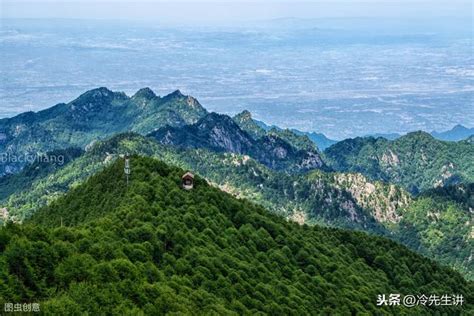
[0,148,83,203]
[1,134,472,279]
[324,132,474,193]
[1,157,471,314]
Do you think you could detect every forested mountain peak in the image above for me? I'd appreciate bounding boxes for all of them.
[162,89,185,100]
[70,87,129,109]
[395,130,436,144]
[0,87,208,176]
[233,110,267,140]
[132,87,158,100]
[1,132,472,278]
[161,89,205,111]
[235,109,253,121]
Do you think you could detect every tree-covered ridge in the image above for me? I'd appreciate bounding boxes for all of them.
[0,134,388,230]
[1,156,471,314]
[1,133,472,279]
[233,111,338,151]
[232,110,267,140]
[0,87,208,175]
[0,148,84,204]
[419,183,474,209]
[233,110,326,152]
[324,131,474,194]
[267,128,317,152]
[150,112,326,172]
[0,134,374,228]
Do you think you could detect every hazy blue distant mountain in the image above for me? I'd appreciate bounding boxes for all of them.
[365,125,474,142]
[431,124,474,141]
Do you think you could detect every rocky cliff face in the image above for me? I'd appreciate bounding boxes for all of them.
[332,172,411,223]
[150,113,326,172]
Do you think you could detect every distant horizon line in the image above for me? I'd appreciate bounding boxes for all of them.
[2,16,471,22]
[2,16,470,32]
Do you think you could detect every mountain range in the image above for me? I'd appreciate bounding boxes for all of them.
[431,124,474,141]
[0,88,327,176]
[240,112,473,149]
[0,88,206,175]
[231,109,473,194]
[0,87,473,281]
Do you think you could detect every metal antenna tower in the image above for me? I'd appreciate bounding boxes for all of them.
[124,153,131,186]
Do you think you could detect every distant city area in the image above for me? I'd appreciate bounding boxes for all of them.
[1,18,472,139]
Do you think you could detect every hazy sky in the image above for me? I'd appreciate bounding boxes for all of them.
[2,0,472,24]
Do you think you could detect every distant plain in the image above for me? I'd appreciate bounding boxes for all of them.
[1,18,472,139]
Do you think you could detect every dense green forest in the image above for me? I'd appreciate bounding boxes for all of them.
[324,132,474,193]
[1,157,472,314]
[1,133,472,279]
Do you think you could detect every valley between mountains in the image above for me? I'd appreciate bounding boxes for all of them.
[0,88,473,313]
